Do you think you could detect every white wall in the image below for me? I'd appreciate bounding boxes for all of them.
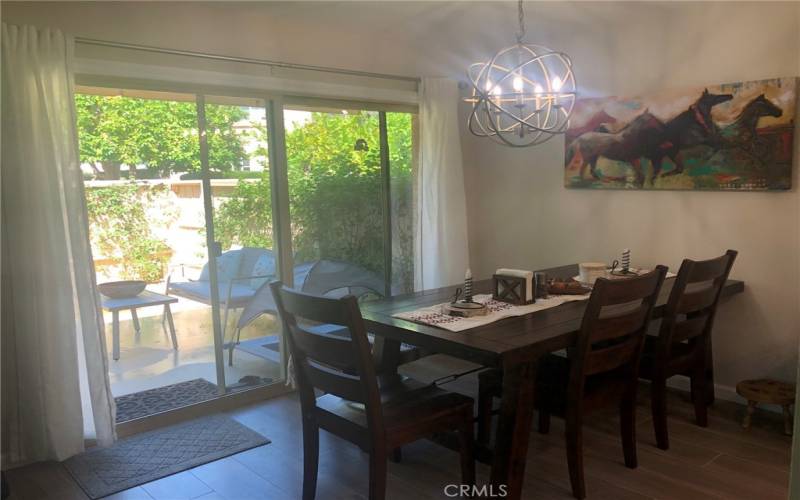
[461,2,800,393]
[5,1,799,393]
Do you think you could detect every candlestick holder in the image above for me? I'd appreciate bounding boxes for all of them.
[611,248,637,276]
[446,271,488,317]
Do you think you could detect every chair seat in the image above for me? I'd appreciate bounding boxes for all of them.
[534,354,628,416]
[315,378,474,448]
[311,324,421,364]
[399,354,483,387]
[168,280,256,308]
[639,336,697,379]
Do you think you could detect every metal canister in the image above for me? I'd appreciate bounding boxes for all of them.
[535,272,549,299]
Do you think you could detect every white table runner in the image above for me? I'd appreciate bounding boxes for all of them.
[393,293,591,332]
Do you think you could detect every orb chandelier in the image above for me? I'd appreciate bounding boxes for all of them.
[465,0,577,147]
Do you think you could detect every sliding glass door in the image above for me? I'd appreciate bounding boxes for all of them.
[284,106,386,299]
[283,104,416,301]
[76,82,417,423]
[202,95,283,393]
[76,88,223,404]
[77,86,288,423]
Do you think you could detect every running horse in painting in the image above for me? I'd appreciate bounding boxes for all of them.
[566,111,667,187]
[718,94,783,161]
[567,89,734,186]
[649,89,734,179]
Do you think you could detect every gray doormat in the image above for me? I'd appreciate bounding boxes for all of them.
[64,415,270,499]
[115,378,219,423]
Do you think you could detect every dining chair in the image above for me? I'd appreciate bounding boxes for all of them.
[639,250,737,450]
[270,281,475,500]
[478,266,667,499]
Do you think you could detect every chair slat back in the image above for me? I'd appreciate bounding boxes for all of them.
[658,250,737,355]
[571,267,667,389]
[271,281,380,408]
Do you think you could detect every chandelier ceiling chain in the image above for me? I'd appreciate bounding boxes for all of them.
[465,0,577,147]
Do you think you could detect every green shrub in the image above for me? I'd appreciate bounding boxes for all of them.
[85,183,174,282]
[213,111,415,292]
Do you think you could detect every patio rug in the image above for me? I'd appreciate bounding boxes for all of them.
[64,415,270,499]
[115,378,219,423]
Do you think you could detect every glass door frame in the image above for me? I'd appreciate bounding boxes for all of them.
[195,94,227,392]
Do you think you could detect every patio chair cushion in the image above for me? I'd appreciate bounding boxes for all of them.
[168,280,255,307]
[250,252,277,289]
[238,248,272,279]
[198,249,242,283]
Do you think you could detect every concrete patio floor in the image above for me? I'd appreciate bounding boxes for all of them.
[102,290,283,397]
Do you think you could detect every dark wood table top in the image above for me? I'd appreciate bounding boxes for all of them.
[362,264,745,368]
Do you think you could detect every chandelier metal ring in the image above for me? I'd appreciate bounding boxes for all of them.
[464,0,577,147]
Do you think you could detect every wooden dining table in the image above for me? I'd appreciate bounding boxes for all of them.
[361,264,745,500]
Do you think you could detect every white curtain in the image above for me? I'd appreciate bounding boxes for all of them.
[1,23,116,464]
[416,77,470,290]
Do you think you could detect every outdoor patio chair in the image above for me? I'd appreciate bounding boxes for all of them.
[166,247,277,340]
[226,259,421,367]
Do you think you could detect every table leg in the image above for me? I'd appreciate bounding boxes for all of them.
[705,336,715,405]
[491,359,538,500]
[165,305,178,351]
[130,309,141,334]
[372,336,402,382]
[112,311,120,361]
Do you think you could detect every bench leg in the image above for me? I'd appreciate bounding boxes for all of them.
[112,311,120,361]
[742,400,756,429]
[130,309,141,334]
[165,305,178,351]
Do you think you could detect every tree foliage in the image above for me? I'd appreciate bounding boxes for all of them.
[75,95,248,177]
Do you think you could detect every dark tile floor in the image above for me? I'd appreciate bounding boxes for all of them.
[5,378,791,500]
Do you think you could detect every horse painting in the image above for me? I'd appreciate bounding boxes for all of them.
[564,77,796,191]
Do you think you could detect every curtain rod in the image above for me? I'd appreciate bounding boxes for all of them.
[75,37,421,84]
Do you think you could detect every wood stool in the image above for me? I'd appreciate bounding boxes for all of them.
[736,379,795,435]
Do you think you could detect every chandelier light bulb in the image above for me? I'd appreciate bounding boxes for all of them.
[492,85,503,96]
[533,83,544,94]
[512,75,524,92]
[552,76,563,91]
